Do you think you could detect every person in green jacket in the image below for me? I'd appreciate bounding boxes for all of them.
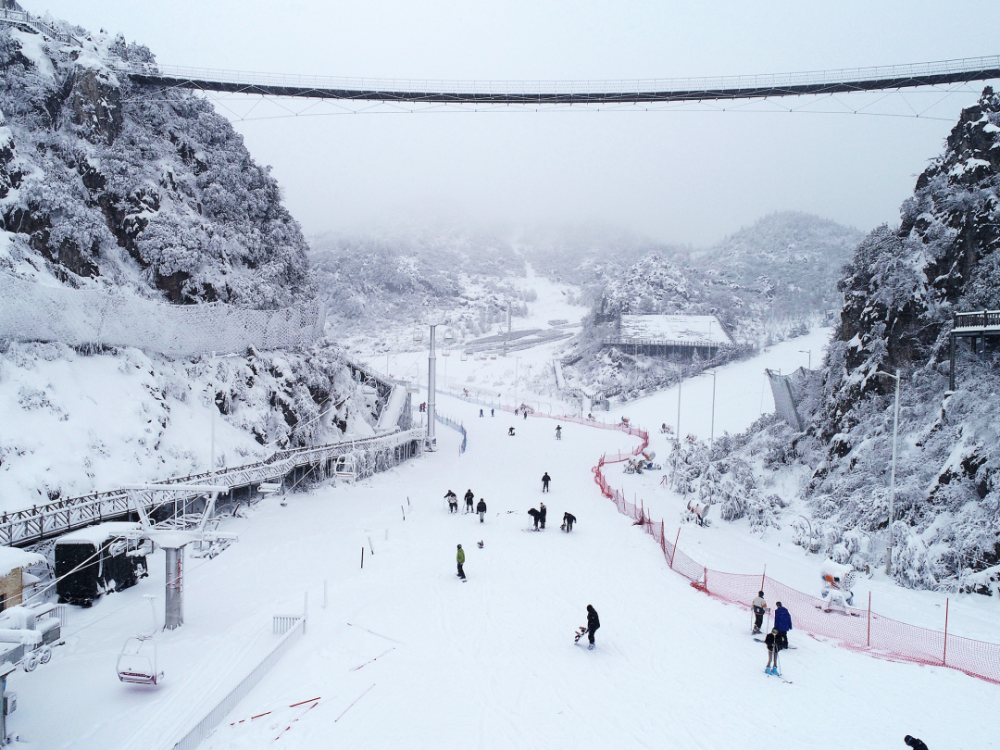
[456,544,466,580]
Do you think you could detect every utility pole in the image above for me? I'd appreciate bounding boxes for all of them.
[676,363,683,443]
[708,370,717,448]
[799,350,812,369]
[876,368,901,575]
[425,321,446,452]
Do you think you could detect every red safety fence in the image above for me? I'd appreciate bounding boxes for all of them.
[592,447,1000,687]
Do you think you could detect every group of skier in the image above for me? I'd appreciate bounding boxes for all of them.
[751,591,792,676]
[444,489,487,522]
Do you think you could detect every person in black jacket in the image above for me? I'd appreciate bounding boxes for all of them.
[542,472,551,492]
[561,512,576,532]
[904,736,929,750]
[586,605,600,649]
[464,489,475,514]
[539,502,547,529]
[764,628,779,675]
[445,490,458,514]
[527,508,541,530]
[476,498,487,523]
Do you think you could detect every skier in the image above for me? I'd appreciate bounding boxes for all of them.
[561,512,576,532]
[904,736,929,750]
[774,601,792,650]
[477,498,487,523]
[751,590,768,634]
[542,472,551,492]
[586,605,600,650]
[464,489,475,514]
[527,508,541,530]
[555,425,562,440]
[539,502,547,529]
[456,544,466,580]
[508,426,515,436]
[445,490,458,514]
[479,408,484,417]
[491,408,494,417]
[523,410,528,421]
[764,627,779,675]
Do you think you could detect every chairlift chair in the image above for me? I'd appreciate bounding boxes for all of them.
[442,349,451,357]
[117,636,162,685]
[413,326,424,343]
[460,352,468,361]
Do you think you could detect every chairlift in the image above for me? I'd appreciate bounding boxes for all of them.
[405,381,419,394]
[413,326,424,343]
[489,353,497,360]
[335,455,356,484]
[117,636,162,685]
[460,352,468,361]
[444,331,455,344]
[442,349,451,357]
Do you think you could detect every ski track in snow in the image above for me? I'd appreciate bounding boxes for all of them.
[8,330,997,749]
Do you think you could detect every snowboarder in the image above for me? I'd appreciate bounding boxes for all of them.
[561,512,576,532]
[477,498,487,523]
[586,605,600,649]
[445,490,458,514]
[479,409,484,417]
[774,602,792,650]
[542,472,551,492]
[904,736,929,750]
[464,489,475,514]
[527,508,541,530]
[555,425,562,440]
[751,591,768,634]
[539,502,547,529]
[456,544,466,580]
[508,426,516,436]
[764,627,779,675]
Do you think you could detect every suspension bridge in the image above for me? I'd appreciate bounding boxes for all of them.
[125,56,1000,105]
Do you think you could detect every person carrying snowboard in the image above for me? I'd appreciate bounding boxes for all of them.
[555,425,562,440]
[445,490,458,514]
[527,508,541,530]
[764,627,779,675]
[751,590,768,634]
[561,512,576,532]
[586,604,600,649]
[456,544,466,580]
[464,489,475,514]
[774,602,792,650]
[542,472,551,492]
[476,498,487,523]
[539,502,547,529]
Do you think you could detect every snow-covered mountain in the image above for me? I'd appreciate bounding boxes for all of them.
[716,88,1000,593]
[0,22,367,510]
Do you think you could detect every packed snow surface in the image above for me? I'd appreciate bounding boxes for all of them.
[9,332,994,749]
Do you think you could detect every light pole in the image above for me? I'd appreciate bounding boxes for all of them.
[675,362,683,443]
[799,350,812,369]
[875,368,901,575]
[706,370,717,448]
[514,356,521,408]
[425,320,448,452]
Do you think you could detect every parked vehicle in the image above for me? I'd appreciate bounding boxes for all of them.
[55,523,149,606]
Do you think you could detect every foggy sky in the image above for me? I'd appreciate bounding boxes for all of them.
[37,0,1000,246]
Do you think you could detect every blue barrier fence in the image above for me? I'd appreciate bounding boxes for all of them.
[435,413,468,454]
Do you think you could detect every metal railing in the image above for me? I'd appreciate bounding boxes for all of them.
[602,337,733,349]
[171,616,305,750]
[953,309,1000,330]
[0,8,79,44]
[0,427,423,548]
[435,413,467,454]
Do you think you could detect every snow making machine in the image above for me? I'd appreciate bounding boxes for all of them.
[820,559,856,609]
[55,522,150,607]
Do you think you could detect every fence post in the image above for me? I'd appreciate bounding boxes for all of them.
[867,591,871,648]
[943,597,949,666]
[703,567,708,592]
[669,528,680,569]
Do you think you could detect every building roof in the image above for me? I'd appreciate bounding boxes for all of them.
[0,547,45,578]
[616,314,733,345]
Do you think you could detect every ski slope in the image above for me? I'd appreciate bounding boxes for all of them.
[12,359,994,748]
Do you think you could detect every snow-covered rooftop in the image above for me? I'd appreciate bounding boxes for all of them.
[615,314,733,345]
[0,547,44,578]
[56,522,142,547]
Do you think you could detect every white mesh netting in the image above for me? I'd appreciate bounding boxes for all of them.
[0,272,325,356]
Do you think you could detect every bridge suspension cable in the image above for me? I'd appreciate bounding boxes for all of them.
[125,55,1000,104]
